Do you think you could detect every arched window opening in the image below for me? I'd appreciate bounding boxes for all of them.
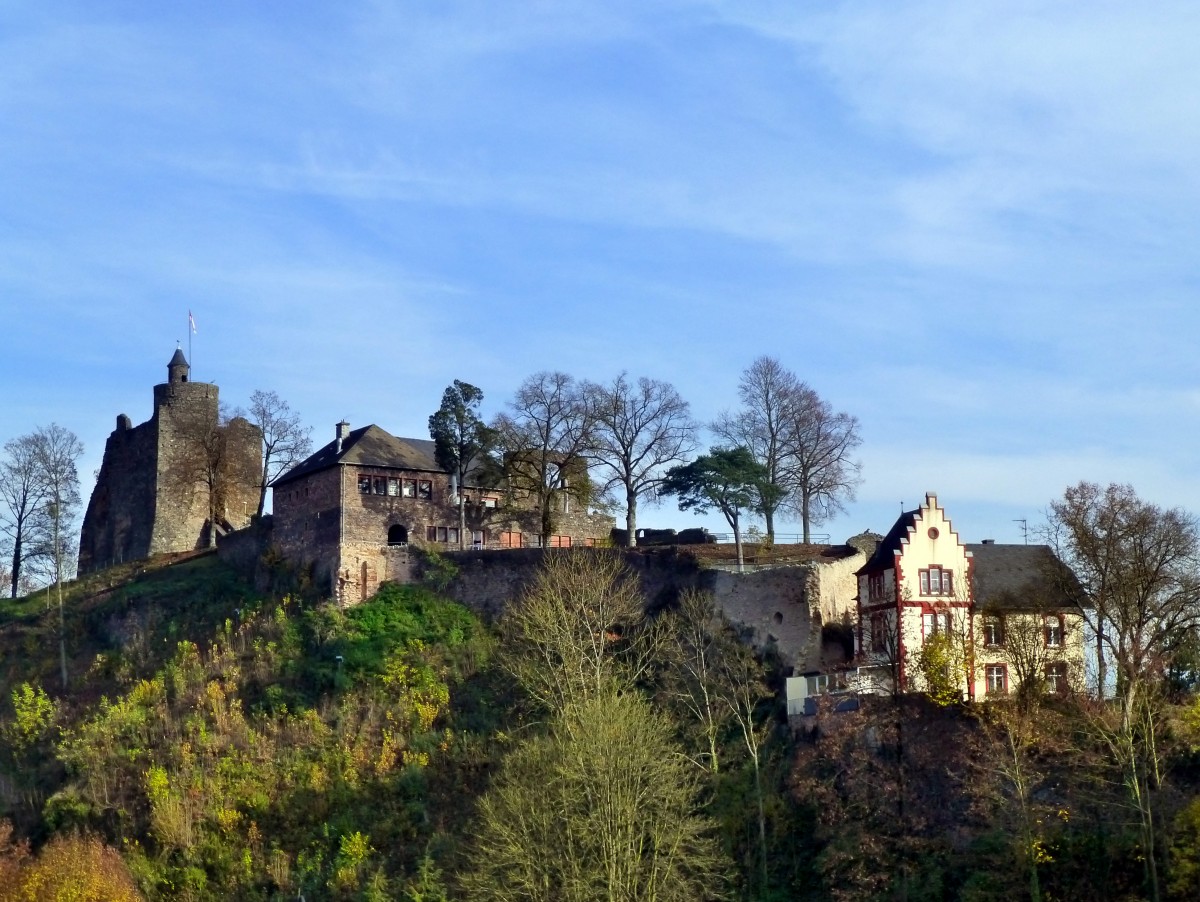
[388,525,408,547]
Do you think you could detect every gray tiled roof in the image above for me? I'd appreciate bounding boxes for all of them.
[967,543,1081,612]
[271,424,442,487]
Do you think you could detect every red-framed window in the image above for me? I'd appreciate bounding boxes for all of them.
[985,664,1007,696]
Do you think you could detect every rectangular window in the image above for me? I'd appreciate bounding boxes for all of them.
[358,475,372,494]
[373,476,387,495]
[983,615,1005,647]
[403,480,417,498]
[483,497,498,508]
[1044,615,1064,648]
[448,527,459,545]
[472,530,486,549]
[387,477,400,496]
[437,526,449,543]
[418,480,433,499]
[426,525,437,542]
[1045,662,1068,694]
[985,664,1007,696]
[919,567,953,596]
[868,573,884,601]
[870,613,887,653]
[922,611,952,640]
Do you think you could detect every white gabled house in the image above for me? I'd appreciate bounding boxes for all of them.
[855,492,1084,701]
[787,492,1085,714]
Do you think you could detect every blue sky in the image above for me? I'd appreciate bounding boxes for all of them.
[4,1,1200,546]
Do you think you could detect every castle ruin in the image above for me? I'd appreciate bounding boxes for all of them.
[78,349,262,573]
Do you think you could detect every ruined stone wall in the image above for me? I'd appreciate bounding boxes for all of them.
[702,565,822,669]
[810,548,868,625]
[218,416,264,531]
[150,381,219,555]
[439,548,823,670]
[78,415,159,573]
[79,376,263,574]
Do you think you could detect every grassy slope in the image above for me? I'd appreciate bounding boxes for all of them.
[0,552,263,708]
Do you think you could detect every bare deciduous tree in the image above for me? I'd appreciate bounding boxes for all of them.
[0,433,51,598]
[785,386,862,543]
[492,372,595,541]
[248,389,312,518]
[583,373,698,546]
[713,356,861,542]
[1043,481,1200,902]
[711,356,798,539]
[501,551,658,718]
[29,424,82,688]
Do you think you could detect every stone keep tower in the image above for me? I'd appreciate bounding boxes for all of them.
[78,350,262,573]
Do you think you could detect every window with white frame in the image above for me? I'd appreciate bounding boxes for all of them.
[1044,614,1064,648]
[983,615,1005,647]
[985,664,1007,695]
[1045,661,1068,694]
[919,566,954,596]
[922,611,952,639]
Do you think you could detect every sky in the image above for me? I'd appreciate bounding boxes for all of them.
[4,0,1200,548]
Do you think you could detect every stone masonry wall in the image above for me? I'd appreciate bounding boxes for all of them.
[78,415,159,573]
[151,381,219,555]
[272,463,614,602]
[439,548,825,670]
[80,376,263,574]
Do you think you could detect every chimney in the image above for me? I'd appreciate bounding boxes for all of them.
[335,420,350,453]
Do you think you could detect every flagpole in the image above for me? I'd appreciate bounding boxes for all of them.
[188,312,192,373]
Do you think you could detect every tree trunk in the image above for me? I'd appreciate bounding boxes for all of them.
[753,750,768,892]
[625,488,637,547]
[54,508,66,690]
[802,494,812,544]
[458,488,467,550]
[733,518,744,572]
[763,506,775,542]
[10,532,21,599]
[256,462,269,518]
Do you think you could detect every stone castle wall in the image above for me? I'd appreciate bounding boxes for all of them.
[78,415,159,572]
[438,548,828,670]
[150,381,219,556]
[79,359,262,574]
[272,462,614,602]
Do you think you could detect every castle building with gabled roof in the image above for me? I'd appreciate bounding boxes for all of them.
[270,421,614,602]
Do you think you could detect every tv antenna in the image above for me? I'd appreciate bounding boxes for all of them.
[1013,518,1028,544]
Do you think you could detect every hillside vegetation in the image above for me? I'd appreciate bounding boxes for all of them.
[2,551,1200,901]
